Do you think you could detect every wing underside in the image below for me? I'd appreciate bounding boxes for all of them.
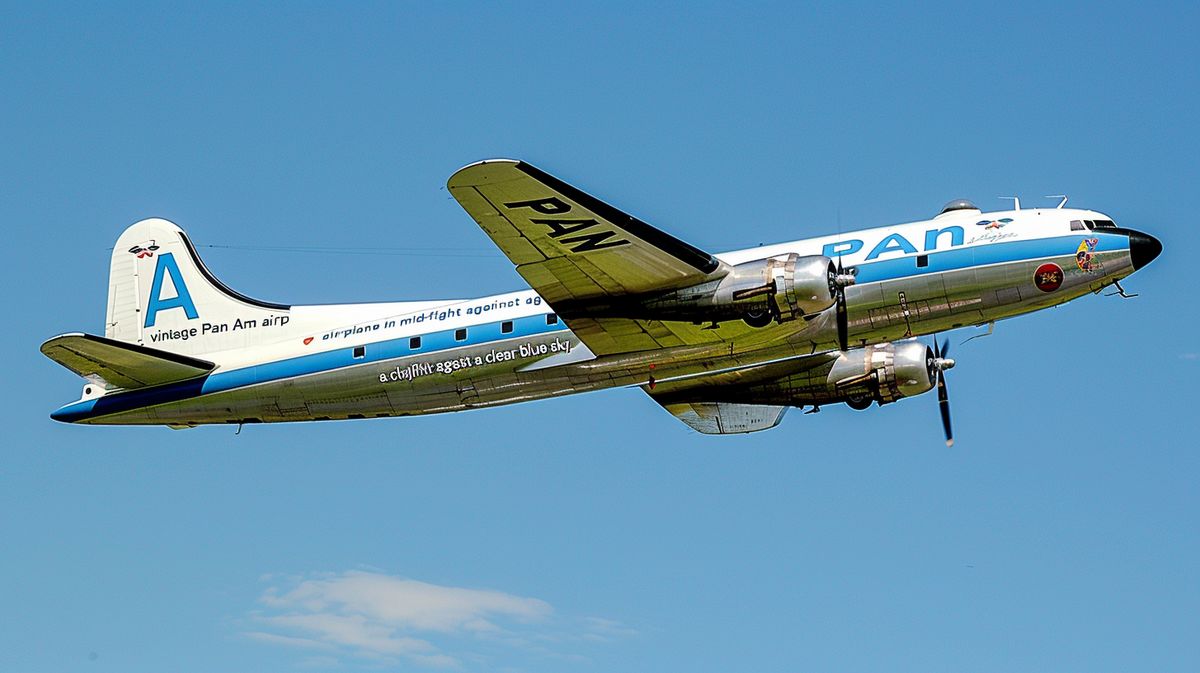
[447,160,719,301]
[448,160,745,355]
[645,350,839,434]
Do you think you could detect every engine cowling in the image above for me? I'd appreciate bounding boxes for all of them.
[636,253,839,325]
[720,253,840,323]
[828,340,936,406]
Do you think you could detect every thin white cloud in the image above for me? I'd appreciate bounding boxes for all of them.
[242,630,335,651]
[245,570,632,668]
[296,654,341,669]
[579,617,640,642]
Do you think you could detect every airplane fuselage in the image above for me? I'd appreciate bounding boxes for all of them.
[49,204,1158,427]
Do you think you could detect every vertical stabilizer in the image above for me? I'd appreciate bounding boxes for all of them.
[105,218,292,357]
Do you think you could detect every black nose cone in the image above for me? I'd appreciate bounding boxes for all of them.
[1129,230,1162,270]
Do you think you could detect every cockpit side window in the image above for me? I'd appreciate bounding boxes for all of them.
[1070,220,1085,231]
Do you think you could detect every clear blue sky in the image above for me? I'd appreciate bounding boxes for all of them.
[3,2,1198,672]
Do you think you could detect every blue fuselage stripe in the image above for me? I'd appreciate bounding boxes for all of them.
[851,234,1121,284]
[204,315,568,394]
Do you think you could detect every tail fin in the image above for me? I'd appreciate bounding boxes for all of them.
[106,218,292,357]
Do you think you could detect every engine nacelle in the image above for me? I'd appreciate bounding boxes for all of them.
[637,253,839,325]
[828,340,936,405]
[719,253,840,323]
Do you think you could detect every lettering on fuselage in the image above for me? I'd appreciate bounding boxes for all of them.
[822,225,967,260]
[147,314,290,343]
[378,337,575,384]
[322,297,543,342]
[504,196,631,252]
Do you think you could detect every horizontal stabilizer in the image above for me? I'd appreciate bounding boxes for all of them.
[41,333,215,389]
[658,400,788,435]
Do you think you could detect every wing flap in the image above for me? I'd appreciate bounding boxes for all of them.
[658,401,788,435]
[41,333,216,389]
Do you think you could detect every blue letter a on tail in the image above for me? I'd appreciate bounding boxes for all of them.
[144,253,199,327]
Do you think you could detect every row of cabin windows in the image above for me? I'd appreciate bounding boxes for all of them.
[1070,219,1117,231]
[357,313,561,355]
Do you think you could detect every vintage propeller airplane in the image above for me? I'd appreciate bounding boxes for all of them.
[42,160,1161,441]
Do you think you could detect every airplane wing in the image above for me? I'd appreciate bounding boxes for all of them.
[41,333,215,389]
[447,159,721,302]
[449,160,745,354]
[644,350,839,433]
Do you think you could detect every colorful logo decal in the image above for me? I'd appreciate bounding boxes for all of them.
[1034,263,1063,292]
[127,241,160,259]
[976,218,1013,230]
[1075,237,1100,272]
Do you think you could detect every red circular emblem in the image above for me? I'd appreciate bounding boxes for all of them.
[1034,263,1063,292]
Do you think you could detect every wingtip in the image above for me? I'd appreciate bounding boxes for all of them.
[446,159,523,188]
[40,332,87,355]
[452,158,521,172]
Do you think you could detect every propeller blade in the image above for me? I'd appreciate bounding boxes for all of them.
[934,337,953,447]
[836,294,848,352]
[835,258,849,351]
[937,370,953,447]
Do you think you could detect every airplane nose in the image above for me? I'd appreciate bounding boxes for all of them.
[1128,230,1163,271]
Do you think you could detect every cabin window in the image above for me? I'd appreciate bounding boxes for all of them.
[546,313,558,325]
[501,320,513,334]
[455,328,467,341]
[353,346,365,359]
[1070,220,1085,231]
[916,254,929,268]
[409,336,421,349]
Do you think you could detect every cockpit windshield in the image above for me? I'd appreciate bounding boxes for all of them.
[1070,219,1117,231]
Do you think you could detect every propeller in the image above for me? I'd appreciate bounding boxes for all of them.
[832,258,856,352]
[931,338,956,447]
